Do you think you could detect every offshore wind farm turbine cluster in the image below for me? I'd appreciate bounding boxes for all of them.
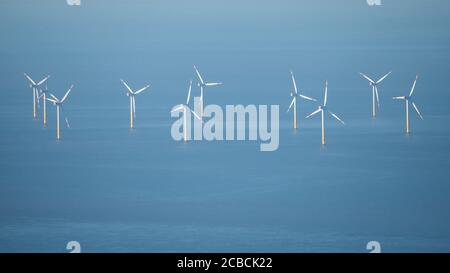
[24,73,74,140]
[286,71,424,144]
[170,65,220,141]
[22,68,424,145]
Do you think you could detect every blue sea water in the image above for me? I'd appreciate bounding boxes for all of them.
[0,0,450,252]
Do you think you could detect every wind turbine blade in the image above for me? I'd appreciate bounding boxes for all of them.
[329,110,345,124]
[411,102,424,120]
[375,86,380,108]
[24,73,36,85]
[409,75,419,97]
[287,98,295,113]
[46,98,57,103]
[120,79,134,94]
[171,105,184,113]
[299,94,316,101]
[61,85,74,103]
[186,80,192,104]
[132,96,136,118]
[392,96,405,100]
[376,71,391,84]
[191,109,202,122]
[50,94,59,101]
[134,85,150,95]
[359,73,375,84]
[205,82,222,87]
[306,108,321,118]
[290,71,298,94]
[323,81,328,106]
[60,106,71,128]
[37,75,51,86]
[193,65,205,85]
[35,89,41,108]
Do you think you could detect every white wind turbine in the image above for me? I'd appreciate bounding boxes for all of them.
[287,71,316,129]
[392,75,423,134]
[46,85,74,140]
[120,79,150,129]
[193,65,223,119]
[359,71,391,117]
[24,73,50,119]
[306,81,345,145]
[170,80,202,142]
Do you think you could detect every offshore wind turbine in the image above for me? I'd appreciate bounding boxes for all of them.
[170,80,202,142]
[193,65,223,119]
[306,81,345,145]
[359,71,391,117]
[392,75,423,134]
[287,71,316,129]
[120,79,150,129]
[46,85,74,140]
[24,73,50,119]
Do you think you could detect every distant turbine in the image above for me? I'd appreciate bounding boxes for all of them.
[193,65,223,119]
[392,75,423,134]
[306,81,345,145]
[170,80,202,142]
[24,73,50,119]
[359,71,391,117]
[46,85,74,140]
[287,71,316,129]
[120,79,150,129]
